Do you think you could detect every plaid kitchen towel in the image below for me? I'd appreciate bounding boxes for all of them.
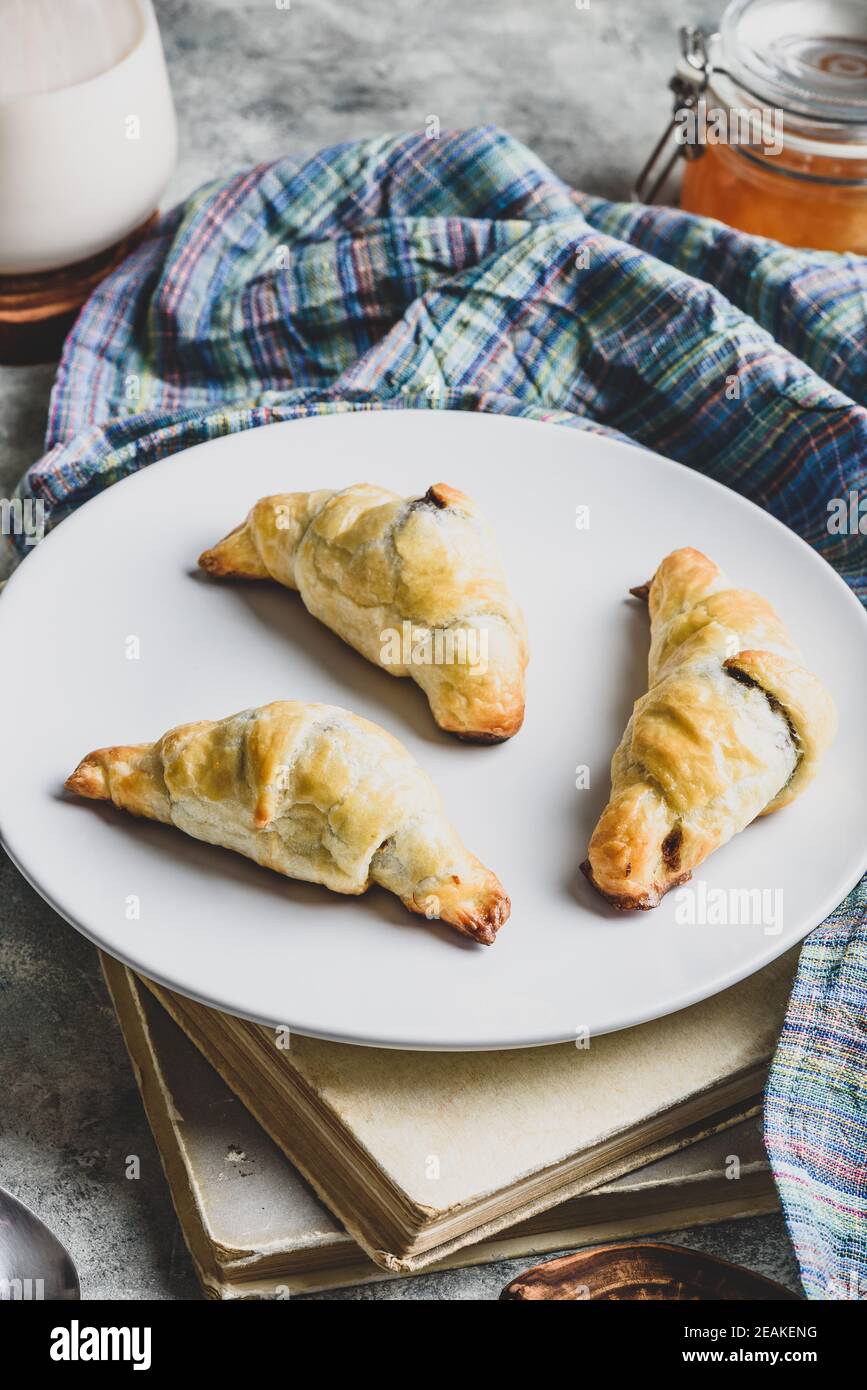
[11,126,867,1298]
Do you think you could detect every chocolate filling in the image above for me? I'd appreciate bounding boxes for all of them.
[661,825,682,870]
[408,484,449,513]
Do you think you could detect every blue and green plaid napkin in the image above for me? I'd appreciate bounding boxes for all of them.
[12,126,866,1298]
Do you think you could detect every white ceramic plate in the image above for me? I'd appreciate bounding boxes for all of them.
[2,413,865,1049]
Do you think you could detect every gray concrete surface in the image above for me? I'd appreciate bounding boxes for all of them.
[0,0,803,1300]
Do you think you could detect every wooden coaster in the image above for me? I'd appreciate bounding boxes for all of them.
[0,213,158,367]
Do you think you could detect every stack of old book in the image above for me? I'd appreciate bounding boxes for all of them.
[100,951,793,1297]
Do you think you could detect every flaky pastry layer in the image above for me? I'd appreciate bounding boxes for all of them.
[66,700,509,944]
[582,548,837,910]
[199,482,528,742]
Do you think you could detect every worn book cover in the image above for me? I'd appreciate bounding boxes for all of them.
[100,949,793,1274]
[102,958,778,1297]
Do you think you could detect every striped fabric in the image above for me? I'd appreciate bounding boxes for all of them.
[765,878,867,1299]
[12,126,867,1297]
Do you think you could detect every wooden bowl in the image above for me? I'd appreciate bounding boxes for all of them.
[500,1242,800,1301]
[0,214,157,366]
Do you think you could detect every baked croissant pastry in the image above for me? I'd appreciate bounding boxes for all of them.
[66,700,509,944]
[582,547,837,910]
[198,482,528,742]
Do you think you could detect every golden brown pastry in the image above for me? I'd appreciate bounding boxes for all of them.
[66,700,509,944]
[582,547,837,910]
[198,482,527,742]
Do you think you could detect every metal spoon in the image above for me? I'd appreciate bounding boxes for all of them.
[0,1186,80,1300]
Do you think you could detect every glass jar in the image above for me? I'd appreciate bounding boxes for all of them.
[636,0,867,254]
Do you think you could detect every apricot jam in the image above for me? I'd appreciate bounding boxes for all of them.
[681,136,867,254]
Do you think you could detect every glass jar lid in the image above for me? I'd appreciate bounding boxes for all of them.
[719,0,867,125]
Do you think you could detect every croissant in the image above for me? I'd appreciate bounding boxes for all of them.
[198,482,528,742]
[65,700,509,944]
[582,547,837,910]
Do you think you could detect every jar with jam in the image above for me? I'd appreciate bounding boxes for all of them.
[636,0,867,253]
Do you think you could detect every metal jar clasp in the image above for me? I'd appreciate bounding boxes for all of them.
[633,26,714,203]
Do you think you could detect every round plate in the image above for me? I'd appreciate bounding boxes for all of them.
[2,413,865,1049]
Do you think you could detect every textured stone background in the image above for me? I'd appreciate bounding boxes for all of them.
[0,0,802,1300]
